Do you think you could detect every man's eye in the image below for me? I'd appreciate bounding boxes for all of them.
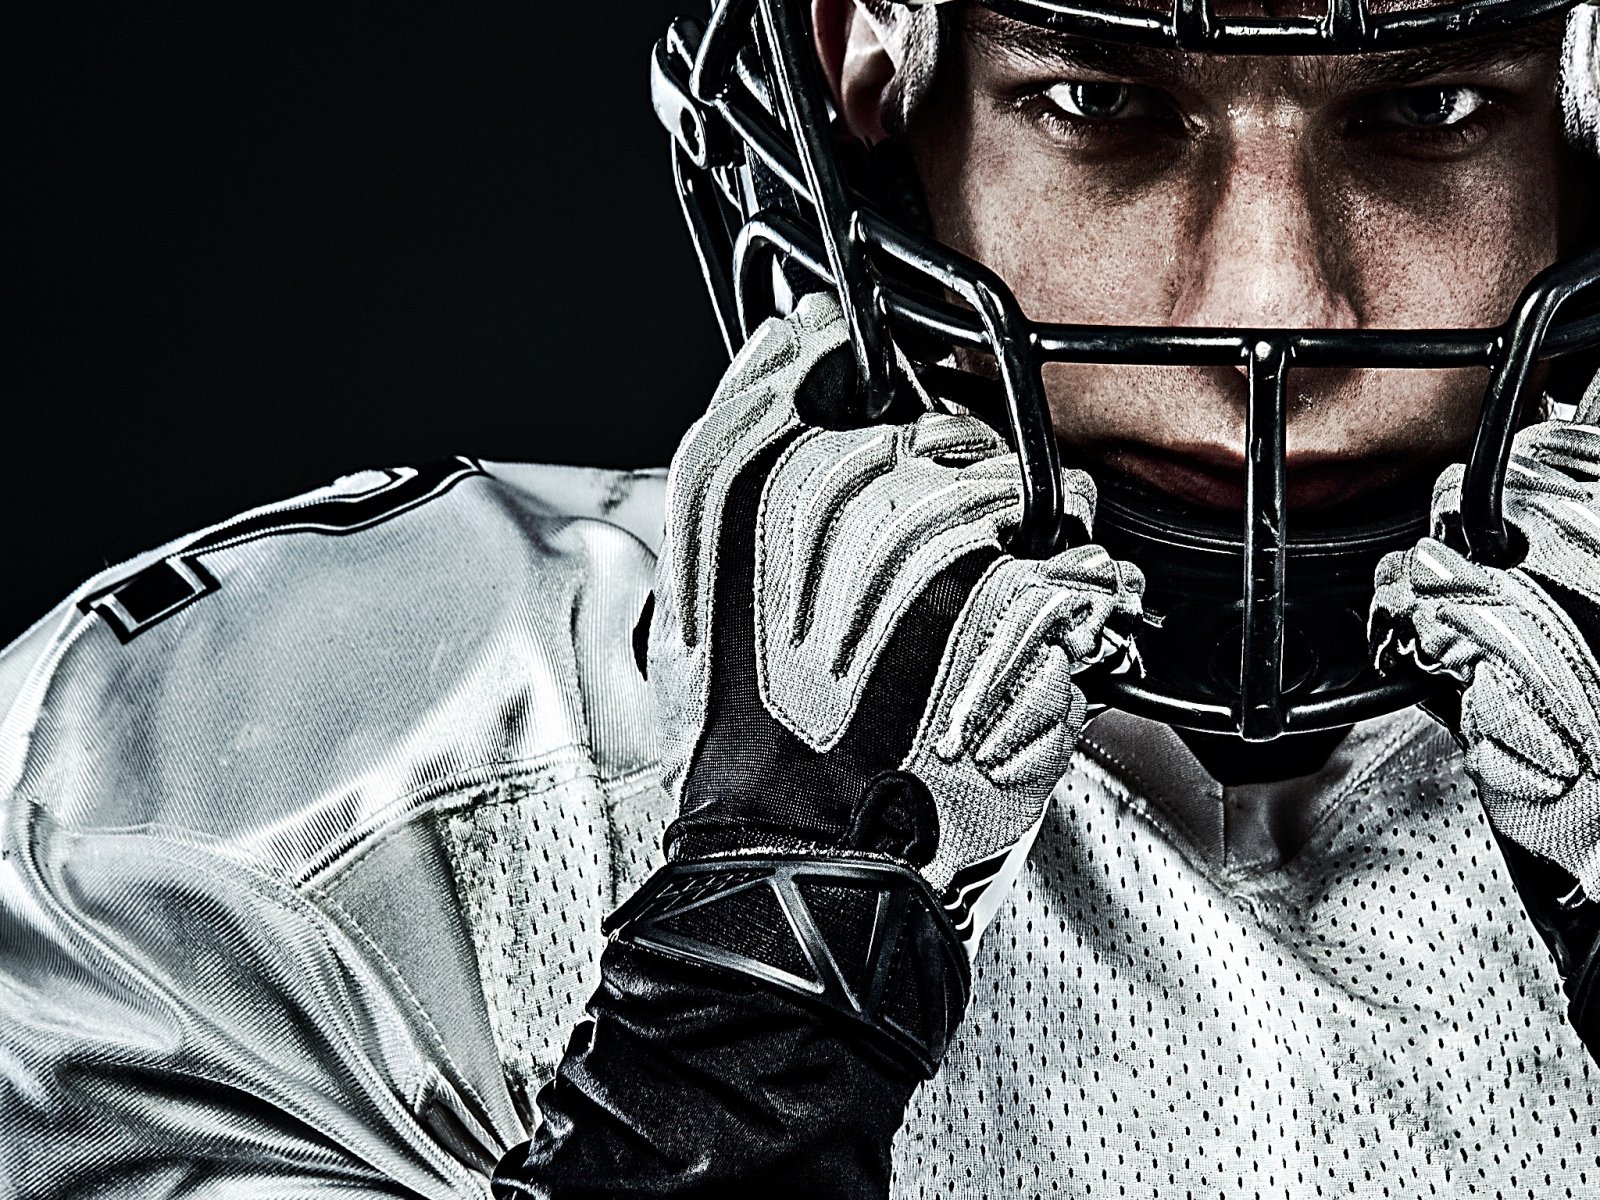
[1368,85,1489,130]
[1041,81,1165,123]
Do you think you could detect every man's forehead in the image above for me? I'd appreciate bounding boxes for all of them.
[960,4,1566,88]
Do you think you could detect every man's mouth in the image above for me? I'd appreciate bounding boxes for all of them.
[1104,443,1415,512]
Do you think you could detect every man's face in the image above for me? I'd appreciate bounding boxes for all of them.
[898,9,1570,511]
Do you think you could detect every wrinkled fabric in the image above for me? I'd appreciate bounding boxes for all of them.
[494,936,923,1200]
[900,707,1599,1199]
[2,457,1595,1199]
[0,462,667,1198]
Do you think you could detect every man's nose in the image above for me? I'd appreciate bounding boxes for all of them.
[1169,131,1360,332]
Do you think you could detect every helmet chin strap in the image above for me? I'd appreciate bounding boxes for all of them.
[1174,725,1354,787]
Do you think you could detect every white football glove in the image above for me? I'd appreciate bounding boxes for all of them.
[1371,415,1600,893]
[641,290,1142,971]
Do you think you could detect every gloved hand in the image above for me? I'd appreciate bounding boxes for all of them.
[492,292,1141,1199]
[633,290,1142,1063]
[1370,417,1600,893]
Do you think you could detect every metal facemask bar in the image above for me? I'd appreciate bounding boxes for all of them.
[653,0,1600,741]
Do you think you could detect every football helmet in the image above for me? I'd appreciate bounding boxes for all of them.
[651,0,1600,764]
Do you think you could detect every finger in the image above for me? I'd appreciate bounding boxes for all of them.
[935,550,1142,759]
[777,430,1017,671]
[1369,539,1486,682]
[829,505,1017,676]
[663,389,801,652]
[924,460,1098,550]
[756,426,1019,748]
[768,424,899,638]
[1060,468,1098,548]
[1504,453,1588,505]
[1512,420,1600,485]
[664,296,851,649]
[1424,426,1600,554]
[973,643,1087,788]
[1369,550,1429,678]
[1035,544,1144,601]
[905,411,1009,465]
[1429,583,1600,768]
[1378,537,1496,601]
[1460,656,1576,807]
[1428,463,1467,537]
[1034,546,1145,666]
[706,290,848,414]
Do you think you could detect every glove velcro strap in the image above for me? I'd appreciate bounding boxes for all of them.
[602,856,972,1079]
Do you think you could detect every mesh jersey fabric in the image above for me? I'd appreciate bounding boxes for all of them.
[1,461,1594,1199]
[899,710,1598,1199]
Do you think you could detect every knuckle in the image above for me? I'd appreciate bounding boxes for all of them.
[907,411,1008,462]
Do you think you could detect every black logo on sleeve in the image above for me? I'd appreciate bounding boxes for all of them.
[80,457,485,643]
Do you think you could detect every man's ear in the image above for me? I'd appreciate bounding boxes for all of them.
[813,0,897,143]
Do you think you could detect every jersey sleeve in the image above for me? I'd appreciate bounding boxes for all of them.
[0,459,668,1198]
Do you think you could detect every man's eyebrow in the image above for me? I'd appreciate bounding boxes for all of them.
[1328,26,1565,89]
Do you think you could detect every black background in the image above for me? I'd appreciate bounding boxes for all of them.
[3,4,725,645]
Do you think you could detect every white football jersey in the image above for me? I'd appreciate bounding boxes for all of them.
[1,461,1593,1200]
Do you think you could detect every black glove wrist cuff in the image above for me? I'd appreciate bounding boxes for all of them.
[1494,834,1600,1063]
[602,856,972,1079]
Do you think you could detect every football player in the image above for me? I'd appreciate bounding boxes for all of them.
[5,1,1600,1197]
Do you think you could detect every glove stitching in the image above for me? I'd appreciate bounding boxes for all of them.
[1474,715,1577,798]
[833,490,1017,676]
[772,427,894,648]
[1496,573,1600,777]
[974,579,1085,713]
[971,647,1074,780]
[1411,576,1584,719]
[970,642,1052,759]
[925,558,1048,764]
[1511,570,1600,692]
[967,571,1113,757]
[1437,600,1573,745]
